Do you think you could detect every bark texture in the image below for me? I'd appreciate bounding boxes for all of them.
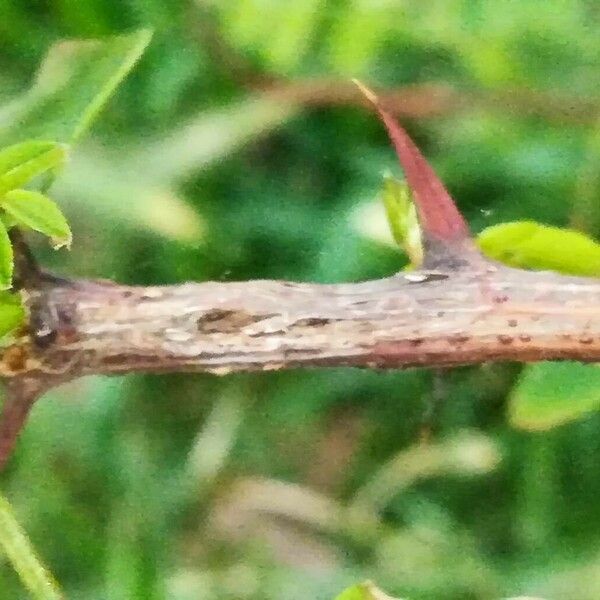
[6,265,600,380]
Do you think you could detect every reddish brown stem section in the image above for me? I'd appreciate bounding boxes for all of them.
[0,378,48,470]
[5,266,600,379]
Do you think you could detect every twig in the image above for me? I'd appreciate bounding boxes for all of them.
[9,229,43,291]
[0,378,49,470]
[262,79,600,124]
[189,4,600,124]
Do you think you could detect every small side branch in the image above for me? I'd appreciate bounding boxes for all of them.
[0,378,49,470]
[9,230,43,291]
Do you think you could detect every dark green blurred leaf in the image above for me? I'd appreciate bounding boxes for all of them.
[0,492,63,600]
[1,189,71,249]
[220,1,320,74]
[127,95,299,182]
[509,362,600,430]
[50,94,298,242]
[0,29,152,145]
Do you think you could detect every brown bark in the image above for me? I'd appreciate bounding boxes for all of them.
[6,264,600,380]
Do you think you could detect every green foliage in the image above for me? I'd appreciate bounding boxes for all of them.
[2,3,600,600]
[0,291,25,338]
[0,143,65,195]
[0,29,152,598]
[0,221,13,289]
[478,222,600,431]
[0,28,150,333]
[0,29,152,146]
[0,492,63,599]
[0,141,69,290]
[336,585,367,600]
[0,140,69,289]
[381,175,422,267]
[380,183,600,279]
[509,362,600,430]
[221,0,321,74]
[2,190,71,249]
[478,221,600,276]
[0,141,59,178]
[335,582,402,600]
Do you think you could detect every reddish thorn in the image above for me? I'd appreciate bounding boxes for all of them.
[354,80,473,249]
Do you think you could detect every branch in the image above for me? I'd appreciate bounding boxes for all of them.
[2,267,597,380]
[263,79,600,124]
[0,95,599,468]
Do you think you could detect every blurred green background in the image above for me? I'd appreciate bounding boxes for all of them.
[2,1,600,598]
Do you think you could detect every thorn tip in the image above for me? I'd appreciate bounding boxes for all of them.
[352,79,379,104]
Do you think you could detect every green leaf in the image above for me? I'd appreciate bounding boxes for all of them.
[0,145,66,195]
[381,174,423,267]
[0,492,63,600]
[477,221,600,276]
[0,29,152,145]
[0,291,25,338]
[0,212,18,229]
[335,582,403,600]
[0,219,13,289]
[335,585,366,600]
[0,141,59,177]
[1,189,71,249]
[509,362,600,431]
